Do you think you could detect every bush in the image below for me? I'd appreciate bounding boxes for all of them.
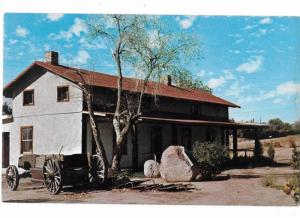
[284,173,300,204]
[192,141,227,180]
[262,174,276,187]
[291,145,300,169]
[254,140,264,157]
[267,143,275,160]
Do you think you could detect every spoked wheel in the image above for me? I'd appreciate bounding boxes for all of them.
[89,154,106,187]
[43,159,62,195]
[6,165,19,191]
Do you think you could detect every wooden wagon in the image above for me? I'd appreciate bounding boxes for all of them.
[6,153,106,195]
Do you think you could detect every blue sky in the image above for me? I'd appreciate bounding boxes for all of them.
[3,13,300,123]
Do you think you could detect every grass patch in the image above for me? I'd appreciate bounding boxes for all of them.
[261,174,283,190]
[262,174,276,187]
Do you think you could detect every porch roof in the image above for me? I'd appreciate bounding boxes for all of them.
[82,111,268,129]
[139,116,268,129]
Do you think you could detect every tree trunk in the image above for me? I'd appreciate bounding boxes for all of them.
[111,139,123,171]
[111,117,133,171]
[86,93,109,181]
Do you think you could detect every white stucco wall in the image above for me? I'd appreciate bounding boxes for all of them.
[8,71,83,166]
[85,120,133,168]
[85,121,223,169]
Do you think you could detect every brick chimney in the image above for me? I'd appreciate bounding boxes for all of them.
[161,75,172,86]
[45,51,59,65]
[167,75,172,86]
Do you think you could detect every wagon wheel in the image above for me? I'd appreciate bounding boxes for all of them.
[6,165,19,191]
[89,154,106,186]
[43,159,62,195]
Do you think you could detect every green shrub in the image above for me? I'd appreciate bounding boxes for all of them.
[192,141,227,180]
[291,145,300,169]
[285,173,300,204]
[267,143,275,160]
[254,140,264,157]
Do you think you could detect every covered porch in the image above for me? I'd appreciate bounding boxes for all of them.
[83,111,268,170]
[139,116,268,160]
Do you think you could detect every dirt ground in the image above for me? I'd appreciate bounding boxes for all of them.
[2,135,300,205]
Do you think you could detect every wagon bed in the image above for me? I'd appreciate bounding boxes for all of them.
[6,153,106,194]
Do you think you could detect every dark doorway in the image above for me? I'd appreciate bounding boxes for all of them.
[181,127,192,150]
[171,125,178,145]
[2,132,10,168]
[151,127,162,161]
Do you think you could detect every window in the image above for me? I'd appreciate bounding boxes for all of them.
[191,103,202,116]
[20,126,33,153]
[57,86,69,102]
[23,90,34,106]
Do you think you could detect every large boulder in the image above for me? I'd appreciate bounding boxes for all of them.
[160,145,199,182]
[144,160,160,178]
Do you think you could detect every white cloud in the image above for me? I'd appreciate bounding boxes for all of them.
[49,18,87,40]
[236,56,263,73]
[276,81,300,95]
[79,38,107,50]
[62,50,90,66]
[251,81,300,103]
[16,25,29,37]
[273,98,283,104]
[178,16,196,29]
[197,70,205,77]
[9,39,18,44]
[228,49,240,54]
[207,77,226,89]
[207,71,234,89]
[47,13,64,21]
[235,38,244,44]
[43,44,50,51]
[74,50,90,64]
[246,49,264,54]
[260,17,272,24]
[70,18,88,36]
[259,29,267,35]
[243,24,257,30]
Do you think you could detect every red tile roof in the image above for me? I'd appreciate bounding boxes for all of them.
[3,61,240,108]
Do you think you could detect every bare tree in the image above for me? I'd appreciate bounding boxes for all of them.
[87,15,204,171]
[75,71,109,181]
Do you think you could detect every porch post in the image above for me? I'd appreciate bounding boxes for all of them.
[233,128,238,159]
[131,124,139,171]
[254,128,259,147]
